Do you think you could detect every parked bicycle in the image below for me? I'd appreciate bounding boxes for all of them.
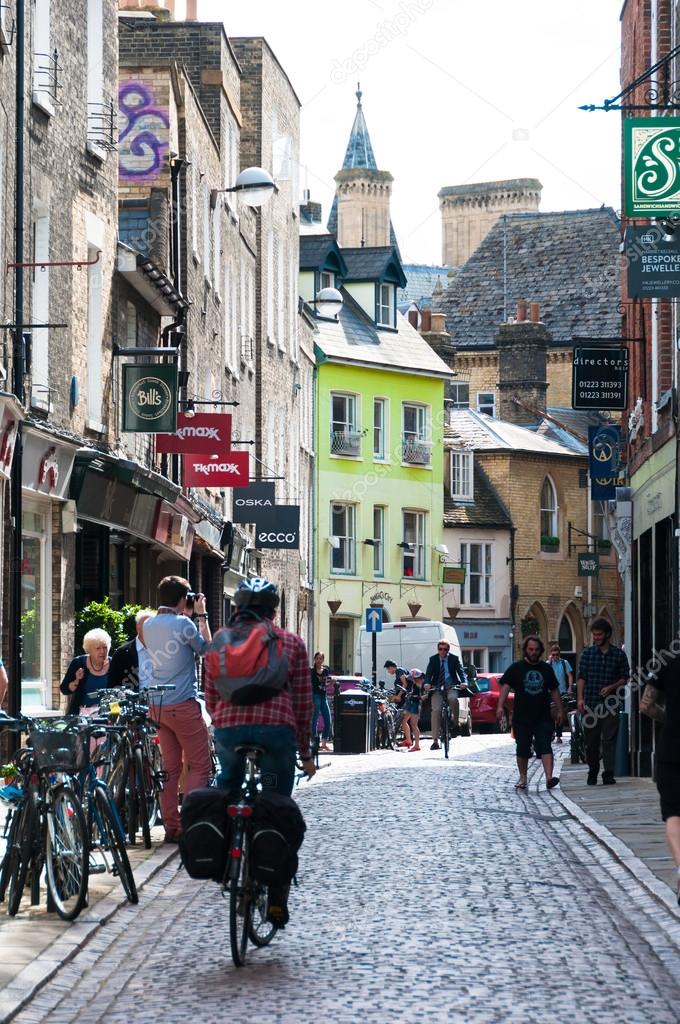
[0,714,90,920]
[564,693,587,764]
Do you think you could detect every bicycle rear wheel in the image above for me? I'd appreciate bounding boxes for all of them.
[45,785,89,921]
[441,707,450,759]
[229,843,252,967]
[92,786,138,904]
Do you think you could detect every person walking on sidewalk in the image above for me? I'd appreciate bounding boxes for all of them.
[576,618,629,786]
[402,669,425,751]
[424,641,468,750]
[311,652,333,751]
[141,576,213,843]
[496,636,564,790]
[640,659,680,906]
[547,643,573,743]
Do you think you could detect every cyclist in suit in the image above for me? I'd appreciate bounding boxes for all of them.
[424,641,469,750]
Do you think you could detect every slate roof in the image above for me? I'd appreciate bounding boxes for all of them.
[444,460,513,529]
[299,234,347,276]
[445,409,583,457]
[312,289,451,379]
[398,264,452,306]
[341,246,407,288]
[439,208,621,349]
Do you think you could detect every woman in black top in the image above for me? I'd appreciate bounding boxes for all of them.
[60,628,114,714]
[311,652,333,751]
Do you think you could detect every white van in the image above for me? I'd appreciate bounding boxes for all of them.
[355,620,462,679]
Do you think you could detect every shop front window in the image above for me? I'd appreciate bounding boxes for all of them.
[21,508,49,708]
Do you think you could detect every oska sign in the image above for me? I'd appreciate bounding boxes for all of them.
[255,505,300,549]
[156,413,232,454]
[232,481,276,523]
[123,364,177,433]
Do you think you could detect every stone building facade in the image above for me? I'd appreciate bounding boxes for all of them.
[438,178,542,268]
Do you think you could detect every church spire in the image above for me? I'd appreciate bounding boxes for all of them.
[340,82,377,170]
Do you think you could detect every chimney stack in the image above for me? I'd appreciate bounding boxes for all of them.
[186,0,198,19]
[496,301,550,424]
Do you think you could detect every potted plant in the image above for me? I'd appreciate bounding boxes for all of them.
[0,763,19,787]
[521,614,540,637]
[540,534,560,551]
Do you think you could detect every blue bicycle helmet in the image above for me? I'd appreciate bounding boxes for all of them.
[233,576,280,611]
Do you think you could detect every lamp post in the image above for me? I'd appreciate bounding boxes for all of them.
[210,166,278,210]
[314,287,343,321]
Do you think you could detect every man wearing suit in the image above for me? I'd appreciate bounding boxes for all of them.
[109,609,154,690]
[424,640,469,750]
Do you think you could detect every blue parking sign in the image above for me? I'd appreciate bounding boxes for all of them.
[365,607,383,632]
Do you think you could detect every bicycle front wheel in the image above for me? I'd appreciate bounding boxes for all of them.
[92,786,138,904]
[442,708,450,759]
[248,885,276,947]
[45,785,89,921]
[133,748,152,849]
[229,845,252,967]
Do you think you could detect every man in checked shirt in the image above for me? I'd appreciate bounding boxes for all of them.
[576,618,629,786]
[204,577,316,797]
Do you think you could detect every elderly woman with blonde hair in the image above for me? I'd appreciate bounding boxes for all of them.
[60,628,113,715]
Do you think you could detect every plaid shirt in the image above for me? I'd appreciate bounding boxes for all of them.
[204,624,312,753]
[577,642,629,710]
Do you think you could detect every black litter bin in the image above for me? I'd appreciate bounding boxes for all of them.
[334,689,375,754]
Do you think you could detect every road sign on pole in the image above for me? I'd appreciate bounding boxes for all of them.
[365,607,383,632]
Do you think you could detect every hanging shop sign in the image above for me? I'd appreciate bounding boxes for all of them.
[577,552,600,577]
[442,566,466,585]
[254,505,301,549]
[182,450,249,488]
[232,481,276,523]
[155,413,232,455]
[572,347,629,411]
[591,474,626,501]
[588,425,621,479]
[123,363,177,433]
[624,225,680,298]
[22,429,77,500]
[624,118,680,217]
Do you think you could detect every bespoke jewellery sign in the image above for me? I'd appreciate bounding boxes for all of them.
[156,413,232,454]
[571,347,629,411]
[182,450,249,488]
[624,118,680,217]
[624,226,680,299]
[123,363,177,433]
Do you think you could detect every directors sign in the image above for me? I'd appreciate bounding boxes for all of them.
[572,346,629,411]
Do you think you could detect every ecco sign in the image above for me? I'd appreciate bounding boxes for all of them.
[156,413,232,454]
[123,363,177,433]
[255,505,300,549]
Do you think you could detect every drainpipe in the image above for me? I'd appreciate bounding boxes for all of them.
[9,0,26,716]
[310,358,318,653]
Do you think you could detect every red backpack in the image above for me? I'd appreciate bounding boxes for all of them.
[205,618,289,705]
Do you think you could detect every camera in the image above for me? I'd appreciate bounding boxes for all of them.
[185,591,196,611]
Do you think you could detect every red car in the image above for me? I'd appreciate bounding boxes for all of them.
[470,674,514,732]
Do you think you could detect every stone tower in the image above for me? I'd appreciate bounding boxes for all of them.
[496,301,550,424]
[328,86,395,249]
[438,178,542,268]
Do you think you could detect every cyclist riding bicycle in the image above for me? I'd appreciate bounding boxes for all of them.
[203,576,315,927]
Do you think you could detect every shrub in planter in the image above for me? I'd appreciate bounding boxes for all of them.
[540,534,560,550]
[75,598,143,653]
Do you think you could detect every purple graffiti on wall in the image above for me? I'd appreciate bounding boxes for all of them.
[119,81,170,182]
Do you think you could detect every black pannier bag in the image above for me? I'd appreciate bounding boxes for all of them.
[179,788,233,881]
[249,791,306,885]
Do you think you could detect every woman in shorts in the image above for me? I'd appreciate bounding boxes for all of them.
[403,670,425,752]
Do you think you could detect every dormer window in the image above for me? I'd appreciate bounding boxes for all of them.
[451,450,473,501]
[319,270,335,291]
[377,283,395,327]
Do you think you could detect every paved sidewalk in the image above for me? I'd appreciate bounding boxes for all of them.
[0,826,179,1023]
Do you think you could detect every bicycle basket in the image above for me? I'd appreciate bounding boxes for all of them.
[28,719,89,773]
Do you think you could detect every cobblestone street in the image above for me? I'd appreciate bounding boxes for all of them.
[8,734,680,1024]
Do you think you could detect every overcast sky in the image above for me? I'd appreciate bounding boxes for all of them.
[194,0,623,265]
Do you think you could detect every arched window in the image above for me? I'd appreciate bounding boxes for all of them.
[540,477,558,547]
[558,616,574,652]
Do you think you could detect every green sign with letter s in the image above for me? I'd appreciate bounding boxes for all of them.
[625,118,680,217]
[122,363,177,433]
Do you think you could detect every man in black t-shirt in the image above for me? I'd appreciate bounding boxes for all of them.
[641,656,680,906]
[497,636,564,791]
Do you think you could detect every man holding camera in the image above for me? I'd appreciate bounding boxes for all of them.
[142,575,213,843]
